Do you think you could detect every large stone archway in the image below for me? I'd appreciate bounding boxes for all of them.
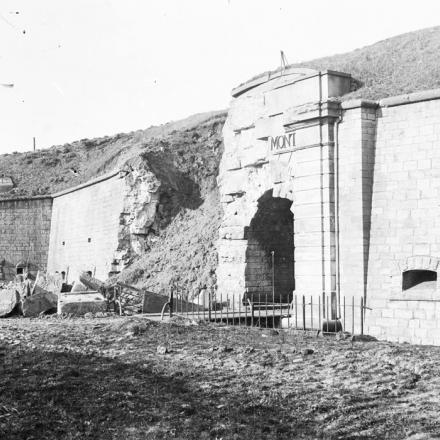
[244,190,294,302]
[216,68,350,303]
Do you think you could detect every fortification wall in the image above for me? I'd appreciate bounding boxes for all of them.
[364,95,440,344]
[0,196,52,281]
[47,172,125,282]
[219,66,440,345]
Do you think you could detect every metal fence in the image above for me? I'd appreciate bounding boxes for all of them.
[163,290,367,335]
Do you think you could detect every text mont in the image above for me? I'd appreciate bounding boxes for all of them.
[269,133,295,152]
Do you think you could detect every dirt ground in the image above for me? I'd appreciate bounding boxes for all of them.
[1,316,440,440]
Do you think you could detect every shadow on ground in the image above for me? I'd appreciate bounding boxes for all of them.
[0,345,308,440]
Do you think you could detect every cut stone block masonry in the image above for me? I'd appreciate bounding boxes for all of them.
[216,66,440,345]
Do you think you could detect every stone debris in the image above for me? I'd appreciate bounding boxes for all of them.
[32,272,62,296]
[22,292,58,318]
[351,334,378,342]
[335,331,351,341]
[301,348,314,356]
[0,289,20,317]
[156,345,169,354]
[0,270,111,318]
[58,291,107,316]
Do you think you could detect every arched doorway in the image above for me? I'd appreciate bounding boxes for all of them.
[244,190,294,303]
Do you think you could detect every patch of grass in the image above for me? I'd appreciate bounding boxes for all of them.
[241,26,440,101]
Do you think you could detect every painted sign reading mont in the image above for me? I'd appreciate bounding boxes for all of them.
[269,133,295,154]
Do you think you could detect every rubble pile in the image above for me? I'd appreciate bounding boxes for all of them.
[0,268,179,319]
[0,272,62,318]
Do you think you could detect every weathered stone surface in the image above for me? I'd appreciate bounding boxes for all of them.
[33,272,62,295]
[71,282,88,292]
[0,288,19,317]
[22,292,58,317]
[58,292,106,316]
[79,272,106,292]
[0,197,52,282]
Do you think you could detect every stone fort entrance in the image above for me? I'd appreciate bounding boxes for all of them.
[216,68,352,306]
[244,190,294,302]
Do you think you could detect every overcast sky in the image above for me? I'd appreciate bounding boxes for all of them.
[1,0,440,153]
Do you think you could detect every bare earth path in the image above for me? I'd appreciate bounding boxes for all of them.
[1,316,440,439]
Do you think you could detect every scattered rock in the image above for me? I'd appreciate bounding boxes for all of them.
[336,331,351,341]
[84,312,94,319]
[0,289,20,317]
[350,334,378,342]
[209,345,233,353]
[22,292,58,318]
[156,345,169,355]
[302,348,314,356]
[58,292,107,316]
[169,315,198,326]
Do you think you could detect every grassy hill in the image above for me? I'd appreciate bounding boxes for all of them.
[0,111,226,199]
[296,26,440,100]
[246,26,440,101]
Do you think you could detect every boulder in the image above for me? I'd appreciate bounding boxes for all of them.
[71,282,88,292]
[33,272,62,295]
[79,272,106,292]
[22,292,58,317]
[58,291,107,316]
[0,288,20,317]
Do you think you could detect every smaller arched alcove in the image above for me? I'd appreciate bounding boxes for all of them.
[402,270,437,292]
[392,255,440,300]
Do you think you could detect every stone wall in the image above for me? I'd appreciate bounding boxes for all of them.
[47,164,163,283]
[364,95,440,344]
[0,196,52,281]
[47,172,126,282]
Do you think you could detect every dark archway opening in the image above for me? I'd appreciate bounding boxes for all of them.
[402,269,437,291]
[244,190,294,303]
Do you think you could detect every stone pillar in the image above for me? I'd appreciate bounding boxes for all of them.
[284,100,340,300]
[337,100,377,299]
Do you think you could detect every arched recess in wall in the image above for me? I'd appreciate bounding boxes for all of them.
[391,255,440,298]
[244,190,294,303]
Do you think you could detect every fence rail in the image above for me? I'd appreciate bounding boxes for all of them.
[162,290,367,335]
